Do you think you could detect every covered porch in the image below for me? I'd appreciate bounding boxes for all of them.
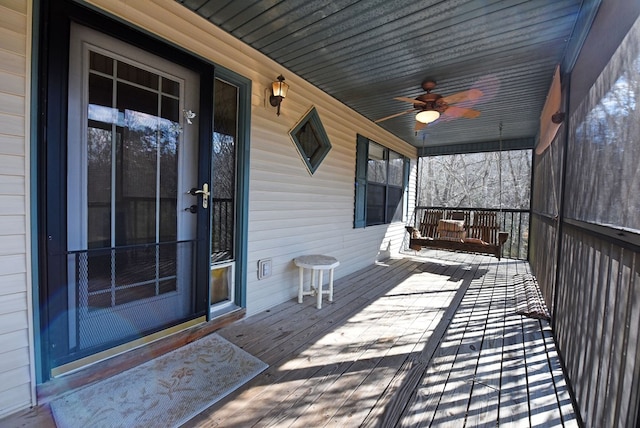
[4,250,576,427]
[206,252,575,427]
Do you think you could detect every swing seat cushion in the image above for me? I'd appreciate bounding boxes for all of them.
[464,237,489,245]
[437,219,466,241]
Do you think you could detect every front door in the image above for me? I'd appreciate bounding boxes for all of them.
[47,23,210,369]
[68,24,203,350]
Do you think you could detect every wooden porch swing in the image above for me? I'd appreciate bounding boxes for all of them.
[405,210,509,259]
[406,123,509,259]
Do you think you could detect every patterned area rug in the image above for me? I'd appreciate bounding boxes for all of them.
[50,334,267,428]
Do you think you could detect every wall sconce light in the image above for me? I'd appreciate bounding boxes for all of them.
[415,109,440,124]
[269,75,289,116]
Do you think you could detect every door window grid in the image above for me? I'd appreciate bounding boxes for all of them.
[84,48,185,310]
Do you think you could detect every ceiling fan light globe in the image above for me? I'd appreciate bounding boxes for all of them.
[416,110,440,124]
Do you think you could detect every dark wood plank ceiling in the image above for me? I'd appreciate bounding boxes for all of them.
[178,0,599,152]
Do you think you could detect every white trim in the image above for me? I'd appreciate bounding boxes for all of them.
[25,0,36,409]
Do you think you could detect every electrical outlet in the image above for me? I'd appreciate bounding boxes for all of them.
[257,259,272,280]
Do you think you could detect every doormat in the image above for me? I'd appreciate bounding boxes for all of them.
[50,334,267,428]
[513,273,551,320]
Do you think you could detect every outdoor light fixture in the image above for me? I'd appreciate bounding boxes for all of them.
[415,109,440,124]
[269,75,289,116]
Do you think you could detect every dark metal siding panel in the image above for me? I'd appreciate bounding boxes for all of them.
[529,215,558,313]
[555,224,640,427]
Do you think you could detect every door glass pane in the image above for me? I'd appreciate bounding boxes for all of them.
[211,79,237,263]
[117,61,159,90]
[210,79,238,307]
[90,51,113,75]
[78,46,193,345]
[119,110,158,246]
[87,124,112,249]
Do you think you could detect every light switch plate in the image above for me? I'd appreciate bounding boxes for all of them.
[257,259,272,280]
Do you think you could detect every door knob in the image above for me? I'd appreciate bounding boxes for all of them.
[188,183,210,209]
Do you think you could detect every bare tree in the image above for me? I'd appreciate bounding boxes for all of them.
[418,150,531,210]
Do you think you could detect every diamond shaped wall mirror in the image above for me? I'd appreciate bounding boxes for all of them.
[289,107,332,175]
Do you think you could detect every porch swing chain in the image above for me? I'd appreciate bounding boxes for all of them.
[412,134,427,228]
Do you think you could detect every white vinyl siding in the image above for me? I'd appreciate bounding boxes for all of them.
[85,0,417,316]
[0,0,32,418]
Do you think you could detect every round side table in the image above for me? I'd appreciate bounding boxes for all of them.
[293,255,340,309]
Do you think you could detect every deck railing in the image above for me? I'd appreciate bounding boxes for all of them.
[211,198,234,262]
[412,206,530,260]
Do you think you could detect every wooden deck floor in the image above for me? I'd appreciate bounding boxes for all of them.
[1,251,577,427]
[190,251,577,427]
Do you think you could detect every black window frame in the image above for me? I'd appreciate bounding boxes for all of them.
[354,135,409,228]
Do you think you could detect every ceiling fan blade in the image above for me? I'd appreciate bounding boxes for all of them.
[394,96,426,105]
[442,88,483,105]
[444,105,481,119]
[374,108,415,123]
[414,121,427,131]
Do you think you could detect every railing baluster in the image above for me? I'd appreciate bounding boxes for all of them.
[517,212,523,259]
[211,198,234,259]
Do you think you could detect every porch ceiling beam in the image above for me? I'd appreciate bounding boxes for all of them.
[417,137,535,157]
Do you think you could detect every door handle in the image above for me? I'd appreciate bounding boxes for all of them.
[188,183,210,209]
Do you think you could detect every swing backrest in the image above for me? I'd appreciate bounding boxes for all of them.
[468,211,500,243]
[448,211,471,230]
[419,209,443,238]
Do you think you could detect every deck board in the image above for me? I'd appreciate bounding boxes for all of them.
[465,266,505,427]
[0,251,578,428]
[191,252,577,427]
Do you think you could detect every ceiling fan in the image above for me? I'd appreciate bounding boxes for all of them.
[375,80,483,130]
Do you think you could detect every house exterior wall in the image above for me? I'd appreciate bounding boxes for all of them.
[0,0,34,418]
[0,0,416,416]
[81,0,416,316]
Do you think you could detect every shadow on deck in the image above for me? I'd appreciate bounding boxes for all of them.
[1,251,577,427]
[191,251,578,427]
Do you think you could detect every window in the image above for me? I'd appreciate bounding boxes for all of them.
[211,78,238,264]
[289,107,332,174]
[354,135,409,227]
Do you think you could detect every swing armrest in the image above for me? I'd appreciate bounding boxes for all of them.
[405,226,423,239]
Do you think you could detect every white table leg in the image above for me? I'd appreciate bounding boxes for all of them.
[298,266,304,303]
[329,267,334,302]
[317,269,324,309]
